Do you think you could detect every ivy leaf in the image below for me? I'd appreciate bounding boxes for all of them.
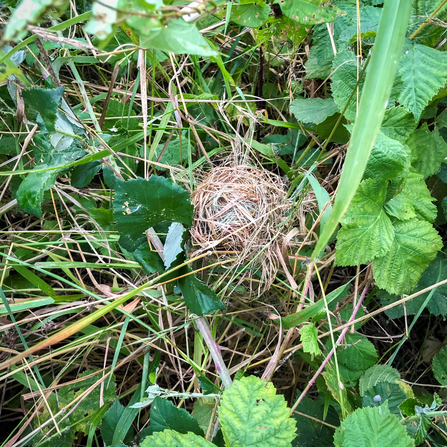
[219,376,297,447]
[299,324,321,357]
[336,179,394,266]
[372,219,442,295]
[380,106,417,143]
[398,41,447,120]
[21,87,64,132]
[363,382,407,416]
[290,98,338,125]
[231,2,271,28]
[139,19,217,56]
[275,0,343,25]
[406,123,447,178]
[432,346,447,386]
[178,269,225,316]
[359,365,400,397]
[333,405,414,447]
[140,430,215,447]
[364,133,410,181]
[163,223,185,270]
[114,176,193,246]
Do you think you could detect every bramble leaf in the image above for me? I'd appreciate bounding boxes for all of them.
[336,179,394,266]
[141,430,214,447]
[231,2,271,28]
[290,98,338,125]
[219,376,297,447]
[380,106,417,143]
[397,41,447,120]
[333,404,414,447]
[363,382,407,416]
[336,333,378,372]
[372,219,442,294]
[299,324,321,357]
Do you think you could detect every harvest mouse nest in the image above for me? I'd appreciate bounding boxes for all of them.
[190,164,292,296]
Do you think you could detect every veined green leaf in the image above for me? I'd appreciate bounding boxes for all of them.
[336,179,394,266]
[141,430,215,447]
[359,364,400,397]
[231,2,271,27]
[397,41,447,120]
[299,324,321,357]
[362,382,407,416]
[290,97,338,125]
[372,219,442,294]
[335,333,378,372]
[275,0,343,25]
[380,106,416,143]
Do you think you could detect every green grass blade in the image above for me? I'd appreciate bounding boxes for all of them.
[311,0,413,260]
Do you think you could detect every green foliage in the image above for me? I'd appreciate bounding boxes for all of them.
[333,404,414,447]
[290,98,338,125]
[362,382,407,415]
[163,222,185,269]
[380,106,416,143]
[432,346,447,386]
[299,323,321,357]
[231,2,271,28]
[274,0,343,25]
[141,430,215,447]
[219,376,297,447]
[359,365,400,397]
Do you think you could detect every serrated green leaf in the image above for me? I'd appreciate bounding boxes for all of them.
[406,123,447,178]
[139,19,217,56]
[163,223,185,270]
[372,219,442,295]
[433,346,447,386]
[336,179,394,266]
[178,269,225,316]
[219,376,297,447]
[333,405,414,447]
[231,2,271,27]
[22,87,64,133]
[141,429,215,447]
[397,42,447,120]
[383,190,416,221]
[323,362,352,414]
[363,382,407,416]
[407,0,447,46]
[359,365,400,397]
[364,133,410,181]
[380,106,417,143]
[275,0,343,25]
[299,323,321,356]
[290,98,338,125]
[336,333,378,372]
[114,176,193,245]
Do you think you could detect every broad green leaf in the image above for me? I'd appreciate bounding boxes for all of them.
[163,222,185,270]
[290,98,338,125]
[336,333,378,372]
[85,0,119,39]
[372,219,442,295]
[331,50,361,122]
[219,376,296,447]
[334,405,414,447]
[407,0,447,46]
[143,397,204,437]
[323,362,352,414]
[22,87,64,132]
[90,207,114,227]
[133,241,165,275]
[380,106,416,143]
[140,19,217,56]
[364,133,410,181]
[292,397,339,447]
[4,0,67,40]
[178,269,225,316]
[432,346,447,386]
[113,176,193,245]
[71,160,102,188]
[305,24,336,79]
[363,382,407,416]
[406,123,447,178]
[383,190,416,221]
[397,42,447,120]
[299,324,321,357]
[275,0,343,25]
[101,398,126,446]
[231,2,271,27]
[141,430,215,447]
[336,179,394,266]
[192,401,214,435]
[359,365,400,397]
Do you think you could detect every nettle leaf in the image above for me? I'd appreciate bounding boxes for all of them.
[290,97,338,125]
[140,19,217,56]
[432,346,447,386]
[333,405,414,447]
[336,179,394,266]
[372,219,442,295]
[178,268,225,316]
[85,0,119,39]
[22,87,64,132]
[114,176,194,245]
[331,50,362,122]
[364,133,410,182]
[406,123,447,178]
[231,2,271,28]
[397,41,447,120]
[141,429,214,447]
[363,382,407,416]
[359,365,400,397]
[299,323,321,357]
[275,0,343,25]
[219,376,297,447]
[292,397,339,447]
[163,222,185,270]
[380,106,417,143]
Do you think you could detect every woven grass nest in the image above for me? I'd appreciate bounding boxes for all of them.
[190,164,292,297]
